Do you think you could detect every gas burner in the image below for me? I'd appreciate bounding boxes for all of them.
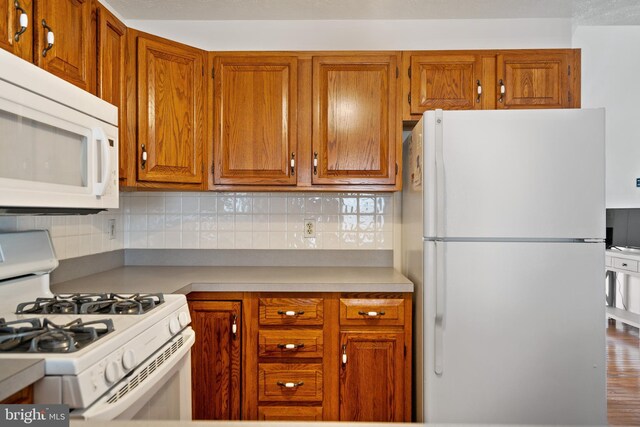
[80,293,165,315]
[0,317,114,353]
[15,293,111,315]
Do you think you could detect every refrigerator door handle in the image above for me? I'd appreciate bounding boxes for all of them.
[434,240,445,375]
[435,109,445,237]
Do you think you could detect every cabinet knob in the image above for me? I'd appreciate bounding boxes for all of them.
[14,1,28,42]
[277,310,304,317]
[358,310,386,317]
[498,79,505,103]
[141,144,147,169]
[276,381,304,389]
[231,314,237,338]
[313,152,318,175]
[476,80,482,103]
[277,343,305,350]
[342,344,347,366]
[41,19,54,57]
[290,153,295,175]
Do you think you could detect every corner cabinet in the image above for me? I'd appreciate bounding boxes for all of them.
[402,49,580,120]
[34,0,92,91]
[136,32,206,188]
[188,299,241,420]
[312,55,399,186]
[211,55,298,186]
[0,0,33,61]
[188,292,412,422]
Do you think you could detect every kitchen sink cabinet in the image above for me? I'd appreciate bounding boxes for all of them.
[188,298,242,420]
[135,31,206,189]
[95,3,127,185]
[34,0,93,91]
[402,49,580,120]
[0,0,33,61]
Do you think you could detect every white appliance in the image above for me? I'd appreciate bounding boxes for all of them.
[0,231,193,420]
[0,48,118,212]
[402,109,607,424]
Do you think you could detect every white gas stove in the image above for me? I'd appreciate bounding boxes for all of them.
[0,231,194,420]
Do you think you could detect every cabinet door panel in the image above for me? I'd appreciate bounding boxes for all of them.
[0,0,32,61]
[312,55,397,185]
[34,0,91,90]
[339,331,404,422]
[214,56,297,185]
[410,54,482,113]
[137,36,204,184]
[497,52,571,109]
[189,301,241,420]
[96,5,126,182]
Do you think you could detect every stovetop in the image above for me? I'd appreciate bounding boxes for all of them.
[15,293,165,315]
[0,317,114,353]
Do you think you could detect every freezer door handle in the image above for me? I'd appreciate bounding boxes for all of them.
[434,241,445,375]
[435,109,445,237]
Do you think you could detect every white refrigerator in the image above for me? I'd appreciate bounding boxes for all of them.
[402,109,606,424]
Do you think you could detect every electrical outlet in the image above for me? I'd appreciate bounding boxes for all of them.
[108,219,116,240]
[304,219,316,238]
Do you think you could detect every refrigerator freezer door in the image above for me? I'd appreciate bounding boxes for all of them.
[424,240,606,424]
[422,109,605,239]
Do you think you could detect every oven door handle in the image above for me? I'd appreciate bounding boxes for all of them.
[70,328,195,420]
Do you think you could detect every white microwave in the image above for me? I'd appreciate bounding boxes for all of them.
[0,49,118,213]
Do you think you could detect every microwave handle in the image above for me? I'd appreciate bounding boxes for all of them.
[93,127,112,197]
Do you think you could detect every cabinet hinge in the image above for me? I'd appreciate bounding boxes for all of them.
[568,65,571,76]
[408,92,411,105]
[212,67,215,79]
[404,345,407,357]
[396,66,399,78]
[408,66,411,78]
[395,163,399,176]
[568,92,572,103]
[211,164,215,175]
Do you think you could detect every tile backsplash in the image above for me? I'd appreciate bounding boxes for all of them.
[0,192,395,259]
[123,192,394,250]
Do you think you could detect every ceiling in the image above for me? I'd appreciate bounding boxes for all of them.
[104,0,640,24]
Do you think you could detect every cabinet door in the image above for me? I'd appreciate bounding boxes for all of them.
[409,53,482,113]
[34,0,91,90]
[96,5,126,183]
[189,300,241,420]
[497,51,572,109]
[213,56,297,185]
[312,55,398,185]
[339,331,404,422]
[137,36,205,184]
[0,0,32,61]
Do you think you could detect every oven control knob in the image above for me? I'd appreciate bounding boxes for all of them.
[169,317,181,334]
[105,361,120,384]
[178,312,189,327]
[122,350,137,371]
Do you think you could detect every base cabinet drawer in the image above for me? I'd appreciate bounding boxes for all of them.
[259,297,324,325]
[258,363,323,402]
[258,406,323,421]
[612,257,639,272]
[340,298,405,326]
[259,329,324,358]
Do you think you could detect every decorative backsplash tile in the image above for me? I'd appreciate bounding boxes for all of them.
[0,192,395,259]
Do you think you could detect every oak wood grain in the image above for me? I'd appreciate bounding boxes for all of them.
[0,385,33,404]
[339,297,405,326]
[258,297,324,326]
[259,329,324,359]
[34,0,91,90]
[258,363,323,402]
[258,406,323,421]
[188,300,241,420]
[213,54,298,185]
[0,0,32,61]
[137,33,205,185]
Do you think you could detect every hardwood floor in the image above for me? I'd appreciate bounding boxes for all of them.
[607,319,640,426]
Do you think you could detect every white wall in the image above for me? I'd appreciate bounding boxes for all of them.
[573,26,640,208]
[126,18,572,50]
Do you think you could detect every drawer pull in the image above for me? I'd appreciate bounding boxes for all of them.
[277,343,305,350]
[342,344,347,366]
[358,311,386,317]
[277,381,304,389]
[232,314,237,338]
[278,310,305,316]
[622,263,628,267]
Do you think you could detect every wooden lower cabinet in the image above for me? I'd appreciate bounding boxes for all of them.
[0,385,34,404]
[188,300,241,420]
[188,292,412,422]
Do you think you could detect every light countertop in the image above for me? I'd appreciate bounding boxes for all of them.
[0,359,45,401]
[51,266,413,294]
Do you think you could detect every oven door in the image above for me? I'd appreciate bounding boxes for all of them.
[71,328,194,420]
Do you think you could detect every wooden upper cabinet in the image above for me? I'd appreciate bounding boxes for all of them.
[497,50,575,109]
[189,300,241,420]
[312,55,398,185]
[34,0,91,91]
[409,53,482,113]
[137,35,205,184]
[0,0,32,61]
[339,331,405,422]
[96,4,126,182]
[213,55,297,185]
